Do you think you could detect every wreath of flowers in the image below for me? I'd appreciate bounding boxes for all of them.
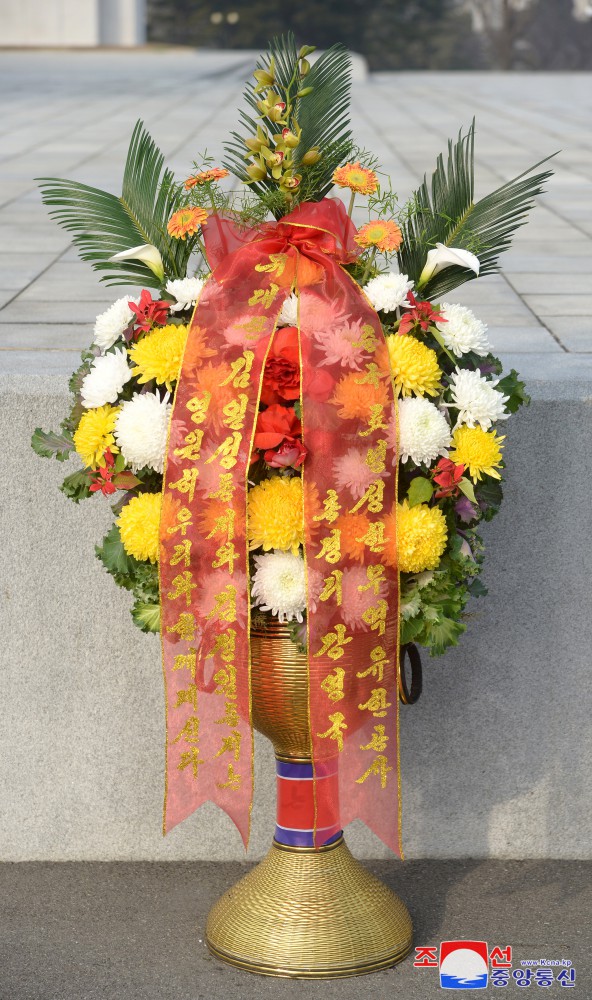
[32,36,551,656]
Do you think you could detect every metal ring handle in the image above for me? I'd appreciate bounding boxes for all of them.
[398,642,423,705]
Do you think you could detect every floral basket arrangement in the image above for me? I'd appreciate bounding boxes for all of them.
[32,36,552,979]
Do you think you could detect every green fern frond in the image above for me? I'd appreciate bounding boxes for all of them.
[38,121,188,288]
[398,121,555,298]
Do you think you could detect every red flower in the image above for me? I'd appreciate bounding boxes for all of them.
[254,404,301,451]
[433,457,465,499]
[398,292,446,336]
[128,289,170,337]
[258,325,335,405]
[259,327,301,405]
[254,404,306,468]
[264,438,307,469]
[89,448,117,496]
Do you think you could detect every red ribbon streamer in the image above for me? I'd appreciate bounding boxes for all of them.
[159,198,401,854]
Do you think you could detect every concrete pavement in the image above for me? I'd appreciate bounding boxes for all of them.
[0,50,590,371]
[0,859,589,999]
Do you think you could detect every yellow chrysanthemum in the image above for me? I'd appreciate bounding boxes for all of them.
[386,333,442,398]
[248,476,304,555]
[73,404,119,469]
[117,492,161,563]
[332,161,379,195]
[129,324,188,390]
[450,425,505,483]
[383,500,447,573]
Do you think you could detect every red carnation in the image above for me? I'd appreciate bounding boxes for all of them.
[254,404,306,468]
[259,327,300,405]
[254,403,301,450]
[265,438,307,469]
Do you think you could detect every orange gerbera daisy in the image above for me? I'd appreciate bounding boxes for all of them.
[335,511,371,563]
[355,219,403,253]
[167,207,208,240]
[184,167,229,189]
[331,371,389,421]
[332,162,379,195]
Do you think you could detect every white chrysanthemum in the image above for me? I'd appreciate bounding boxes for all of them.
[278,292,299,327]
[398,396,451,466]
[251,550,307,623]
[93,296,138,352]
[114,391,171,473]
[448,368,509,430]
[80,348,133,409]
[166,276,205,313]
[436,302,491,357]
[364,272,413,313]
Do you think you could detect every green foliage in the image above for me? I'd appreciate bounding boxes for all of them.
[95,524,140,584]
[294,43,353,199]
[498,368,531,413]
[407,476,434,507]
[398,121,555,298]
[131,600,161,634]
[224,32,353,212]
[96,526,160,632]
[475,478,504,521]
[31,427,73,461]
[399,526,486,656]
[38,121,189,287]
[60,469,93,503]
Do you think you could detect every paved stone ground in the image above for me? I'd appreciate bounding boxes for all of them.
[0,859,589,999]
[0,50,590,374]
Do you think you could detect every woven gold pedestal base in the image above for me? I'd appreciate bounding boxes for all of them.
[205,836,413,979]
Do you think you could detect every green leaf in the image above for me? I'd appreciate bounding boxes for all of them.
[398,121,555,297]
[31,427,73,461]
[112,471,142,490]
[407,476,434,508]
[468,578,488,598]
[60,469,92,503]
[400,615,425,646]
[498,368,530,413]
[458,477,477,503]
[131,600,161,634]
[400,588,422,620]
[38,121,189,287]
[429,325,457,365]
[95,524,139,584]
[130,561,160,604]
[476,477,504,520]
[424,615,466,657]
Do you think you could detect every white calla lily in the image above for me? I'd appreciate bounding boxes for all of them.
[110,243,164,282]
[418,243,480,287]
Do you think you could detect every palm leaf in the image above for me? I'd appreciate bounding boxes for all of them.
[224,33,354,210]
[293,43,353,198]
[38,121,188,287]
[398,121,555,299]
